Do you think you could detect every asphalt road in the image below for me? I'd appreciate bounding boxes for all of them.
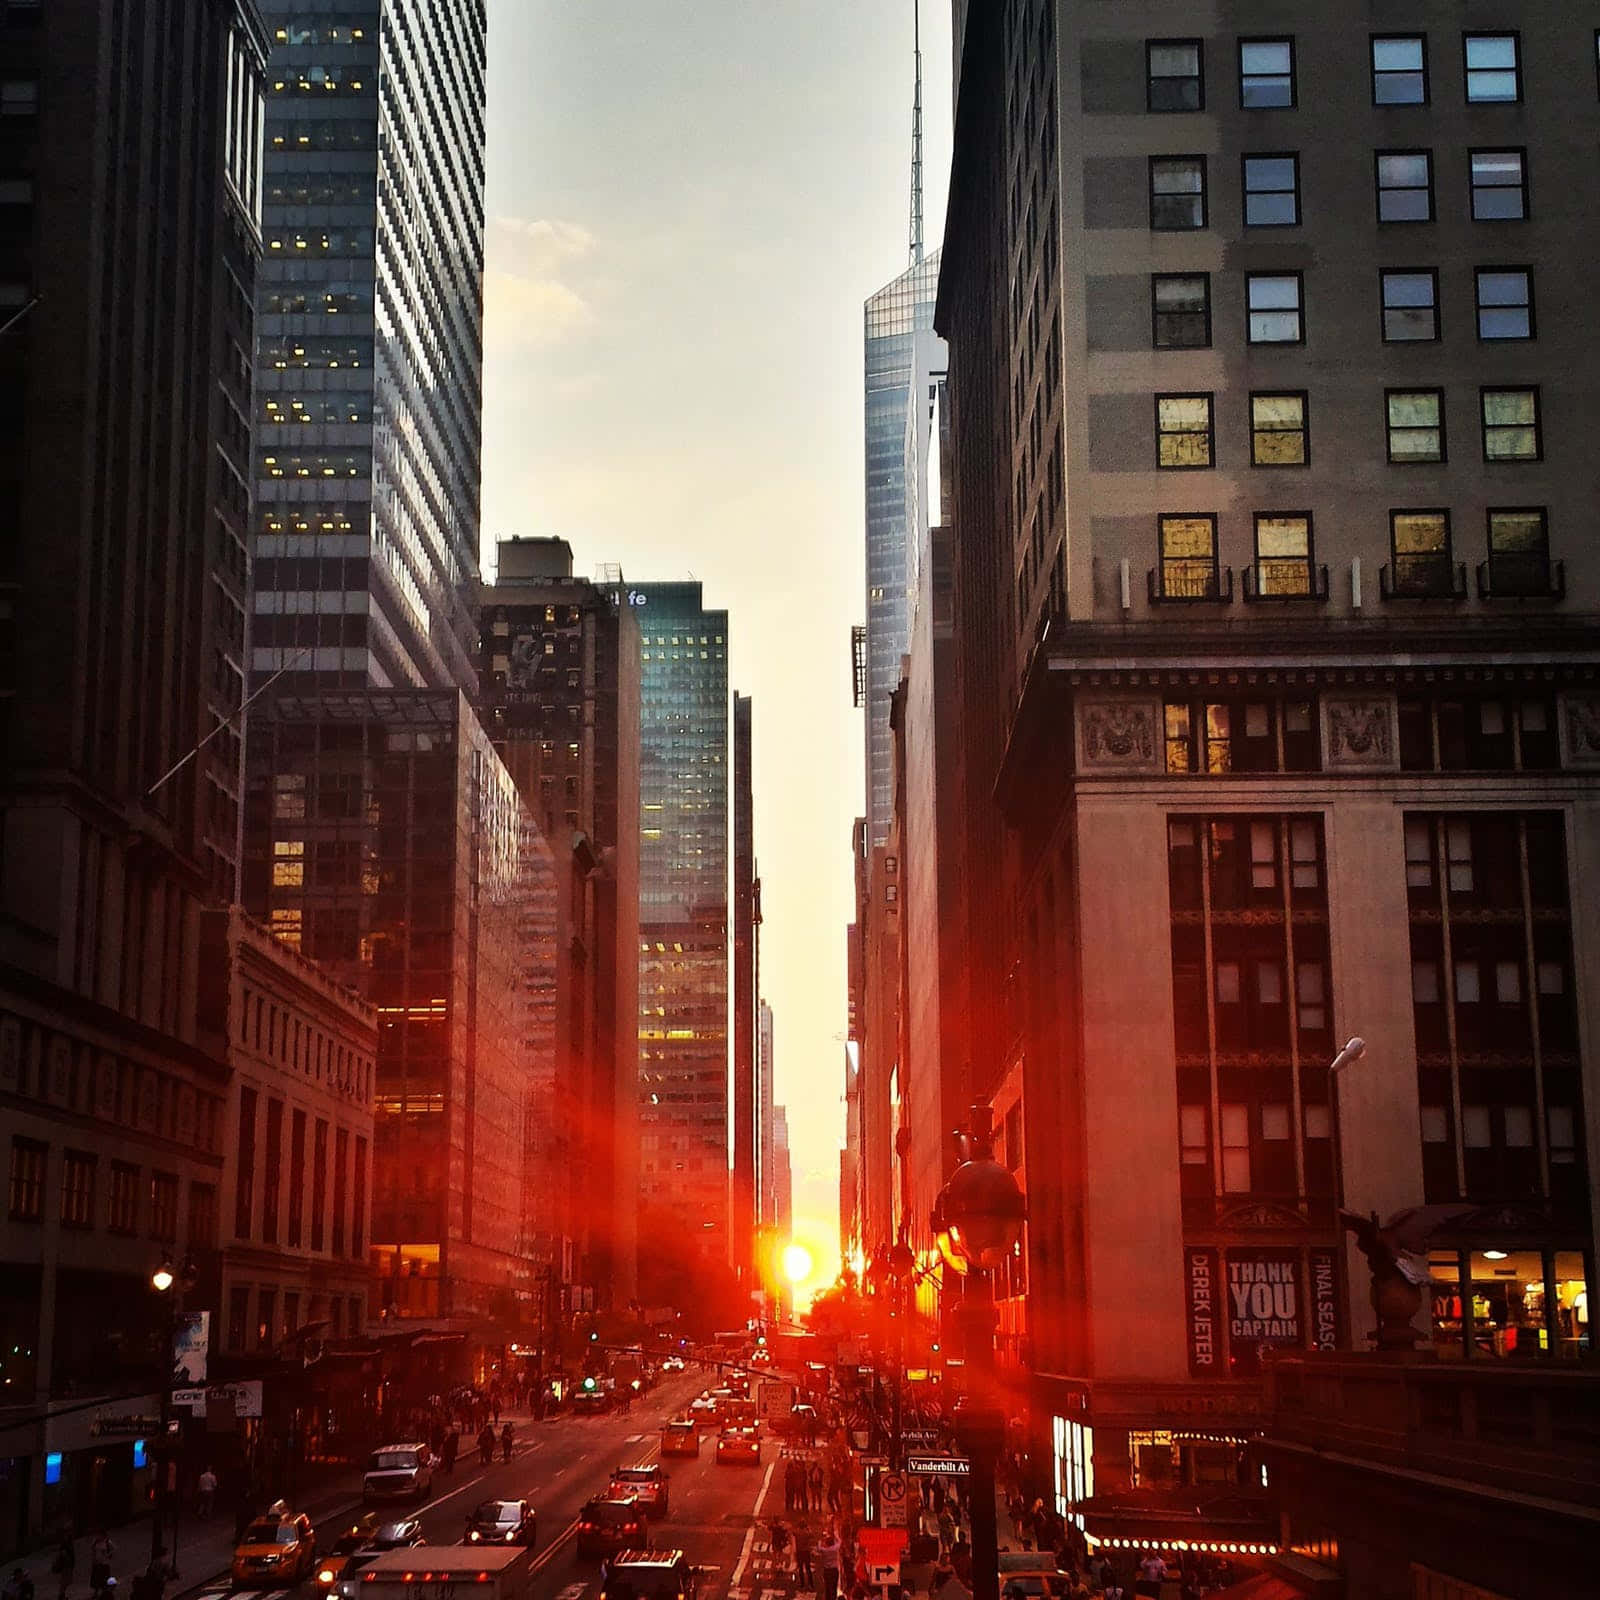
[209,1373,799,1600]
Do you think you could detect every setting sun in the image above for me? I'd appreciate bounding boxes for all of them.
[781,1242,815,1285]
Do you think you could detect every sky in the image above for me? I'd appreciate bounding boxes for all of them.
[481,3,955,1293]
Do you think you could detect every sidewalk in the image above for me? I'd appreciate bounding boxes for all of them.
[5,1411,549,1600]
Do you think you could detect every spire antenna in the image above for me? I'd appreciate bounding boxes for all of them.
[909,0,924,265]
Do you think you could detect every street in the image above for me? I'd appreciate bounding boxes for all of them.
[202,1375,801,1600]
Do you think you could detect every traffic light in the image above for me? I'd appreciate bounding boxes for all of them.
[589,1330,599,1342]
[583,1376,597,1392]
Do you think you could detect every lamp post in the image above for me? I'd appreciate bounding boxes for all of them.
[150,1254,197,1574]
[931,1105,1026,1600]
[1327,1036,1367,1215]
[866,1238,915,1471]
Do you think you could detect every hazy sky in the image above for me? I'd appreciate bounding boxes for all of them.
[481,3,954,1289]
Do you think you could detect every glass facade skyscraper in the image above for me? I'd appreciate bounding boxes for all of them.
[623,584,731,1263]
[864,250,943,847]
[251,2,486,693]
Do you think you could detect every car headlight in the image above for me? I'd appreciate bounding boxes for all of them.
[318,1570,337,1584]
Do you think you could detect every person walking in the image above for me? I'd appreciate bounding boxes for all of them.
[88,1534,114,1600]
[807,1459,825,1514]
[794,1520,814,1590]
[815,1525,842,1600]
[50,1535,74,1600]
[785,1456,805,1513]
[441,1430,459,1474]
[936,1505,956,1556]
[500,1422,515,1463]
[477,1424,495,1467]
[196,1465,217,1520]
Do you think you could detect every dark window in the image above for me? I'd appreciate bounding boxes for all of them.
[1481,387,1540,461]
[353,1135,367,1258]
[109,1161,139,1235]
[236,1087,256,1239]
[1239,38,1295,108]
[1475,268,1533,339]
[262,1098,283,1244]
[1376,150,1433,222]
[1386,389,1445,463]
[189,1183,218,1250]
[1470,149,1527,220]
[1381,270,1439,341]
[0,80,40,118]
[228,1286,250,1352]
[257,1288,276,1350]
[287,1109,306,1247]
[1252,513,1314,596]
[149,1171,178,1242]
[332,1127,349,1256]
[1149,156,1207,229]
[1148,40,1203,112]
[1247,273,1303,343]
[1486,508,1551,596]
[311,1118,329,1252]
[1389,510,1456,597]
[1158,514,1220,598]
[1464,33,1520,103]
[8,1138,45,1221]
[1249,392,1308,466]
[1152,274,1211,348]
[60,1151,95,1230]
[1243,154,1299,226]
[1156,394,1214,468]
[1372,35,1428,105]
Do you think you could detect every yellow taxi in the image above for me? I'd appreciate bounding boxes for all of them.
[661,1418,700,1457]
[232,1501,318,1586]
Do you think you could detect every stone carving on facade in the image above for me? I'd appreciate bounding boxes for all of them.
[1560,693,1600,767]
[1077,696,1162,772]
[1322,695,1396,770]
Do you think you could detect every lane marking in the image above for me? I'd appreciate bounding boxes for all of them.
[731,1459,779,1587]
[529,1437,663,1577]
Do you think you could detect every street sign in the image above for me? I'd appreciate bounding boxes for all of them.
[858,1527,907,1587]
[757,1379,796,1420]
[902,1429,943,1448]
[878,1470,908,1529]
[906,1454,971,1477]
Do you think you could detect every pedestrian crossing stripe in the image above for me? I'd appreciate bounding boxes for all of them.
[554,1584,589,1600]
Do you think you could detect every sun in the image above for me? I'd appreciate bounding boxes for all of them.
[781,1242,815,1285]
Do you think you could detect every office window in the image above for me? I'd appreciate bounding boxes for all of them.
[0,80,39,118]
[1249,392,1308,466]
[1239,38,1295,108]
[287,1109,306,1248]
[1381,270,1438,341]
[1475,268,1532,339]
[189,1182,217,1250]
[1148,40,1203,112]
[1376,150,1433,222]
[108,1162,139,1235]
[1481,387,1540,461]
[149,1171,178,1242]
[60,1152,95,1230]
[1389,510,1454,596]
[1219,1104,1251,1193]
[262,1097,283,1244]
[236,1086,256,1239]
[1464,34,1520,103]
[1246,273,1302,343]
[1158,514,1219,598]
[1156,394,1214,468]
[1149,156,1207,229]
[1372,36,1427,104]
[1152,274,1211,348]
[9,1138,45,1222]
[1486,509,1550,595]
[1253,513,1313,596]
[1179,1106,1208,1166]
[1470,149,1527,220]
[1243,154,1299,226]
[1386,390,1445,463]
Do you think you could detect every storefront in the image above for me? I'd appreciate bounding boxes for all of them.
[37,1395,161,1535]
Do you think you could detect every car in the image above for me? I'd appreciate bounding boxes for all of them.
[715,1425,761,1465]
[660,1357,685,1374]
[609,1464,669,1516]
[362,1442,433,1503]
[600,1549,698,1600]
[365,1520,426,1552]
[463,1499,537,1548]
[571,1383,613,1414]
[748,1349,771,1366]
[997,1554,1069,1600]
[314,1552,382,1600]
[687,1392,720,1429]
[329,1514,384,1557]
[232,1503,318,1586]
[660,1419,700,1457]
[575,1497,649,1561]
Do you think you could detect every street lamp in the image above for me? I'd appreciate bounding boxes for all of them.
[931,1105,1026,1600]
[150,1254,197,1573]
[1327,1036,1367,1213]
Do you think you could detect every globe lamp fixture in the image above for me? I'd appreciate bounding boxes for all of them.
[931,1107,1027,1275]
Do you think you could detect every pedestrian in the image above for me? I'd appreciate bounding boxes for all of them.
[50,1535,74,1600]
[442,1431,459,1474]
[196,1464,217,1520]
[785,1456,805,1513]
[815,1525,842,1600]
[500,1421,515,1462]
[808,1459,825,1513]
[794,1521,814,1589]
[1007,1493,1028,1549]
[936,1506,956,1555]
[477,1424,495,1466]
[950,1533,972,1586]
[88,1533,113,1600]
[768,1518,792,1575]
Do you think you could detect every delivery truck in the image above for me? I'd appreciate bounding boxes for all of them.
[356,1543,535,1600]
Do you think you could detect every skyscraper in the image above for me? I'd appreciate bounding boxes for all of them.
[626,584,731,1268]
[250,2,486,693]
[732,693,757,1279]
